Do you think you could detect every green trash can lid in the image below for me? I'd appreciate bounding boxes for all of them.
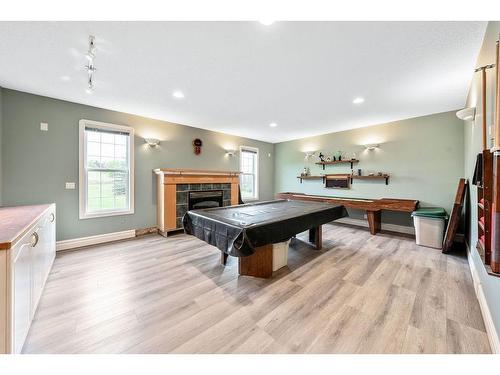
[411,207,448,219]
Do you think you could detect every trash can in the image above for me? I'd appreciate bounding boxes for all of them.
[411,207,448,249]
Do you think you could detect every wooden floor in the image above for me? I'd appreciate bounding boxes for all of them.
[23,224,491,354]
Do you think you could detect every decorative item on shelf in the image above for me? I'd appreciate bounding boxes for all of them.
[358,169,362,176]
[301,167,310,176]
[337,151,343,161]
[377,172,383,176]
[318,152,325,162]
[193,138,203,155]
[332,155,336,161]
[326,157,331,162]
[369,173,375,176]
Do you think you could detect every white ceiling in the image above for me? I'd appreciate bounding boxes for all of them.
[0,21,487,143]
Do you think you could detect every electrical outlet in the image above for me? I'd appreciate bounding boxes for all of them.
[65,182,76,190]
[40,122,48,131]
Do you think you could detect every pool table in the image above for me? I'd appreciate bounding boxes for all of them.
[276,192,419,235]
[183,199,347,278]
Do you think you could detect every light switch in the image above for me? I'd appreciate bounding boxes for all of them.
[65,182,76,190]
[40,122,48,131]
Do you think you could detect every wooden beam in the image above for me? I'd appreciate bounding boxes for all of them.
[482,67,487,150]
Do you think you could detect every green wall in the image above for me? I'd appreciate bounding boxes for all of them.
[464,21,500,338]
[0,89,275,241]
[274,111,465,227]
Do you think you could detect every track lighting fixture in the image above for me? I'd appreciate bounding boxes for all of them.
[84,35,96,93]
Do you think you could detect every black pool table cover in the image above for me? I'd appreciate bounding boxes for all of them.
[182,199,347,257]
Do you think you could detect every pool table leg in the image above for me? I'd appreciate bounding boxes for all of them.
[308,225,322,250]
[366,210,382,235]
[220,251,229,266]
[238,244,273,278]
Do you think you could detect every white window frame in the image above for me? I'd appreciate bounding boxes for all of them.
[239,145,259,201]
[79,119,135,219]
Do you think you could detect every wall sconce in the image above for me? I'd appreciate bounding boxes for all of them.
[145,138,160,147]
[304,151,317,160]
[225,149,237,157]
[364,144,380,151]
[456,107,476,121]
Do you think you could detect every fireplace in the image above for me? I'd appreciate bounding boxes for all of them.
[188,190,223,210]
[154,168,240,235]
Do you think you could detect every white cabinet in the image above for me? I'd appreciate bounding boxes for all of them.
[0,204,56,354]
[12,238,32,354]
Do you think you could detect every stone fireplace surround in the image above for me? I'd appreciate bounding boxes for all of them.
[176,184,231,228]
[154,169,240,235]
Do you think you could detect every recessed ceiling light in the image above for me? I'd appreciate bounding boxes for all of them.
[353,97,365,104]
[269,122,278,128]
[259,20,275,26]
[173,91,185,99]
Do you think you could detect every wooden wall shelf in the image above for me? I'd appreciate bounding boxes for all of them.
[315,159,358,170]
[297,175,323,183]
[350,175,390,185]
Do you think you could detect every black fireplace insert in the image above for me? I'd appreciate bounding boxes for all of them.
[188,190,223,210]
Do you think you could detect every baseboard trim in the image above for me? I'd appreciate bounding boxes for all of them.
[465,241,500,354]
[56,230,136,251]
[336,217,415,235]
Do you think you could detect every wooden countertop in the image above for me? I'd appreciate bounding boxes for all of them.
[0,204,54,250]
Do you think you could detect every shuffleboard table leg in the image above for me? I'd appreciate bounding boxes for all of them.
[366,210,382,235]
[220,251,229,266]
[308,225,322,250]
[238,244,273,278]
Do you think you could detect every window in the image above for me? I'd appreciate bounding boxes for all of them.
[239,146,259,200]
[79,119,134,219]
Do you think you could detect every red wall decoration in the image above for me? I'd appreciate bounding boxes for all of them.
[193,138,203,155]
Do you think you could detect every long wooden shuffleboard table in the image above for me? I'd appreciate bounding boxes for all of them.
[276,192,419,235]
